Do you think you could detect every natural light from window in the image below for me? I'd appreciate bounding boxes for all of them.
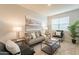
[52,16,69,31]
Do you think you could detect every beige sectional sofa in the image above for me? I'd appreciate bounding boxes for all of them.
[28,36,45,46]
[25,31,45,46]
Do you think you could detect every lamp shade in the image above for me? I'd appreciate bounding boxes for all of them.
[13,26,22,32]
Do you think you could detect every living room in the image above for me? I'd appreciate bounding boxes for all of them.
[0,4,79,55]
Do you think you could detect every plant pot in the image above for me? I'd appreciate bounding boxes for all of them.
[72,39,76,44]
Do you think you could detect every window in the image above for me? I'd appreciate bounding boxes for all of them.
[52,16,69,31]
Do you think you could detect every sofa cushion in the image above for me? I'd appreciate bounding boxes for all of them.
[0,42,5,51]
[5,40,21,55]
[0,52,10,55]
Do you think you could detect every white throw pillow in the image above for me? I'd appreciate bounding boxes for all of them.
[5,40,21,55]
[56,32,61,36]
[41,33,46,37]
[31,32,36,39]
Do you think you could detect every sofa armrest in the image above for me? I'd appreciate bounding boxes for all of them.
[0,52,10,55]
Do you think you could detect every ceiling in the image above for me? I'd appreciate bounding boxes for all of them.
[19,4,79,16]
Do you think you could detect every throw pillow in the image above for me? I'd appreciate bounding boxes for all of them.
[35,32,40,38]
[5,40,21,55]
[41,33,46,37]
[31,32,36,39]
[56,32,61,36]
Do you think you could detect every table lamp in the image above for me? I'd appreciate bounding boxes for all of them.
[13,26,22,39]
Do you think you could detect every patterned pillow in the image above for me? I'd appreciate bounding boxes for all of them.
[31,32,36,39]
[56,32,61,36]
[5,40,21,55]
[35,32,40,38]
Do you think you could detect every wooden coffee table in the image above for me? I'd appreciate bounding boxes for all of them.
[41,38,60,55]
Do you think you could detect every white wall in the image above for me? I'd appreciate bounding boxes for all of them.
[0,4,47,43]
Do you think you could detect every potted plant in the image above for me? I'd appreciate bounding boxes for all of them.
[68,21,79,44]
